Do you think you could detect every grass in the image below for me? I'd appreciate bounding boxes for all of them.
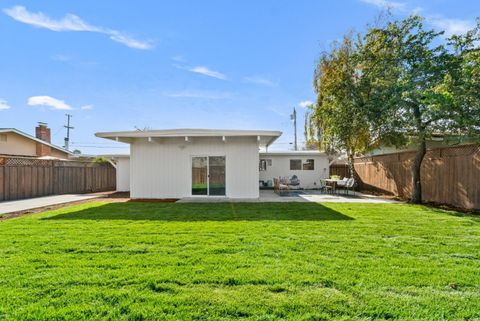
[0,202,479,320]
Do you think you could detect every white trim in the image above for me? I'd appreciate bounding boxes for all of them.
[260,150,327,156]
[95,128,282,147]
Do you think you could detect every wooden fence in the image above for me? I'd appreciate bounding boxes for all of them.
[354,144,480,209]
[329,164,350,178]
[0,157,116,201]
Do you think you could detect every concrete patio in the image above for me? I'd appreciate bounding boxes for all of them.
[178,190,400,203]
[0,194,101,215]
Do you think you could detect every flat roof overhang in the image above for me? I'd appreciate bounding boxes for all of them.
[95,128,282,148]
[260,150,327,156]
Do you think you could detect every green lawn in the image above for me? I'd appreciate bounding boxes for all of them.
[0,202,479,320]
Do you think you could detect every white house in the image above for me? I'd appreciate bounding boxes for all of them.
[96,129,281,199]
[102,154,131,192]
[259,151,330,189]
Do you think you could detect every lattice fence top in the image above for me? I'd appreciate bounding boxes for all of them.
[355,143,479,163]
[0,156,113,168]
[433,144,480,157]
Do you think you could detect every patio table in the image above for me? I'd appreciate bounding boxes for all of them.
[322,178,342,194]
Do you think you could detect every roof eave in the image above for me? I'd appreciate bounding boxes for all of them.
[0,128,73,155]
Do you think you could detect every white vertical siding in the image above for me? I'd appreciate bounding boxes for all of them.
[116,158,130,192]
[130,137,259,199]
[259,154,330,189]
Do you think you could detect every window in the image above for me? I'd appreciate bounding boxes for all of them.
[259,159,267,171]
[0,134,6,142]
[290,159,302,170]
[259,159,272,171]
[303,159,314,170]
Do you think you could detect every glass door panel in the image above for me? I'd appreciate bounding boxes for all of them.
[208,156,226,196]
[192,157,208,195]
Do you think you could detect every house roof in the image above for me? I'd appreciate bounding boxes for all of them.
[95,128,282,146]
[98,154,130,159]
[260,150,327,157]
[0,128,73,155]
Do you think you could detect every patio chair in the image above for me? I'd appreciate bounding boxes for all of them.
[288,175,301,190]
[273,177,290,195]
[343,178,355,196]
[319,179,333,194]
[336,177,348,188]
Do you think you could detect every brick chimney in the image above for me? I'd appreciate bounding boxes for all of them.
[35,122,51,157]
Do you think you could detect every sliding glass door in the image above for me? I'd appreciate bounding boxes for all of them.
[192,157,208,195]
[191,156,225,196]
[208,156,226,196]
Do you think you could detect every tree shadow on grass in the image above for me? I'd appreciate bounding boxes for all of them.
[43,202,354,221]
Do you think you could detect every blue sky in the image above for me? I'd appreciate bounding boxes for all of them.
[0,0,478,154]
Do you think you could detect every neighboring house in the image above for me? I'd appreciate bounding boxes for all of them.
[0,123,71,159]
[96,129,281,199]
[259,151,330,189]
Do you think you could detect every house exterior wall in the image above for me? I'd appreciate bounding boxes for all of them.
[50,148,69,159]
[259,154,330,189]
[130,136,259,199]
[117,157,130,192]
[0,132,37,156]
[0,132,69,159]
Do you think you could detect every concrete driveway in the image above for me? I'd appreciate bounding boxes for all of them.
[0,194,100,215]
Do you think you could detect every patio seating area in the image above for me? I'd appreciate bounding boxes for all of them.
[271,174,357,197]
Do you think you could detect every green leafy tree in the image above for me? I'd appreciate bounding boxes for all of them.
[310,34,375,180]
[361,15,480,203]
[445,19,480,134]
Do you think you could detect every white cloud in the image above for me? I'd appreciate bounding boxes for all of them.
[3,6,153,50]
[359,0,475,37]
[164,90,233,99]
[429,18,475,37]
[299,100,314,109]
[0,99,11,110]
[360,0,406,11]
[188,66,227,80]
[108,31,153,50]
[172,55,186,63]
[51,54,72,62]
[243,76,277,87]
[80,104,93,110]
[28,96,73,110]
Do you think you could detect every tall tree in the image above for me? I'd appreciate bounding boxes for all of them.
[310,34,374,180]
[361,15,480,203]
[446,19,480,134]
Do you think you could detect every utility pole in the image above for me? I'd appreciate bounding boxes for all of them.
[290,107,297,151]
[64,114,74,151]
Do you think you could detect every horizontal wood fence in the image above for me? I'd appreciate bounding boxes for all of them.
[0,157,116,201]
[329,164,350,178]
[354,144,480,209]
[192,167,225,185]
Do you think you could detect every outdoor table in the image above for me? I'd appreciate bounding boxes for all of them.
[323,178,342,194]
